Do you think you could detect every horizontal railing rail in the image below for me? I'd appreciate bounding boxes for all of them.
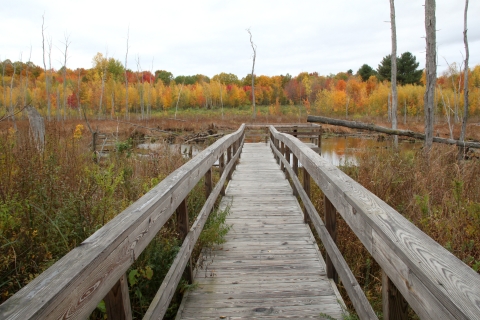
[269,125,480,320]
[0,124,245,320]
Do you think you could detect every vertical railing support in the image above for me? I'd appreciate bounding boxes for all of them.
[219,152,226,196]
[324,196,338,283]
[176,199,193,283]
[317,127,322,153]
[104,274,132,320]
[280,142,285,171]
[285,146,290,177]
[302,168,311,223]
[227,146,233,180]
[205,168,212,199]
[382,271,408,320]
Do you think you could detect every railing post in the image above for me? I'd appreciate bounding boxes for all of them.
[285,146,290,177]
[302,168,310,223]
[324,196,338,283]
[176,199,193,283]
[382,271,409,319]
[280,142,285,171]
[227,146,233,180]
[205,168,212,199]
[104,273,132,320]
[219,152,226,196]
[317,126,322,153]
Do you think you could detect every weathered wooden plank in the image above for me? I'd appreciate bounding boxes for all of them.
[270,126,480,319]
[177,143,344,319]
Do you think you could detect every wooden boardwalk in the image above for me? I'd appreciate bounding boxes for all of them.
[176,143,345,319]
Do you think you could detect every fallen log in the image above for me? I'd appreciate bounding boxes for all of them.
[307,115,480,149]
[116,120,177,135]
[184,133,224,144]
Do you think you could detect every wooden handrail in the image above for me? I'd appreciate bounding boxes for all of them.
[0,124,246,320]
[269,125,480,319]
[269,129,377,320]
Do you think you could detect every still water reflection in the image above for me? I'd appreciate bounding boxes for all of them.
[320,135,420,166]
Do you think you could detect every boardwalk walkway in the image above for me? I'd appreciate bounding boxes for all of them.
[176,143,345,319]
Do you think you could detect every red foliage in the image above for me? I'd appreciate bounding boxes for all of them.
[67,93,78,109]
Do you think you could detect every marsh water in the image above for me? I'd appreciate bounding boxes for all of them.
[136,135,421,167]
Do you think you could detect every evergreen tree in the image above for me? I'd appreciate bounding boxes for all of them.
[376,52,423,85]
[357,64,377,81]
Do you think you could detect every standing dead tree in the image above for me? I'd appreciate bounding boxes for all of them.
[390,0,398,148]
[246,28,257,119]
[25,106,45,152]
[459,0,470,159]
[124,27,130,120]
[60,33,71,121]
[42,14,51,120]
[424,0,436,152]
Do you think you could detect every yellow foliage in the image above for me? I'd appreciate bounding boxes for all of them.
[73,124,84,140]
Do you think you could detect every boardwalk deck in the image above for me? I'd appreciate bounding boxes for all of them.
[176,143,345,319]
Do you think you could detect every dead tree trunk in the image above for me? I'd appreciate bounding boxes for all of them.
[459,0,470,159]
[42,15,51,121]
[390,0,398,148]
[247,28,257,119]
[424,0,437,153]
[124,28,130,120]
[61,33,70,121]
[307,115,480,149]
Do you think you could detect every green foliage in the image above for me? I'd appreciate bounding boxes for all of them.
[357,64,377,82]
[155,70,174,85]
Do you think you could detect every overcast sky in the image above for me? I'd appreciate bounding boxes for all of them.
[1,0,479,79]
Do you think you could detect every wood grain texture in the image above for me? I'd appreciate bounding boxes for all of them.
[0,125,246,320]
[270,125,480,319]
[176,143,345,320]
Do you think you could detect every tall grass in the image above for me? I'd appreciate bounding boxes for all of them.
[1,118,234,319]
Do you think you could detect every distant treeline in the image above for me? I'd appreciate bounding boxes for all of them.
[1,52,479,119]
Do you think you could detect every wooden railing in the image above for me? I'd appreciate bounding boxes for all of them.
[269,125,480,320]
[245,123,322,148]
[0,124,245,320]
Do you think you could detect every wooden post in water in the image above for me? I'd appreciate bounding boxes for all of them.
[104,274,132,320]
[302,168,311,223]
[324,196,338,283]
[176,199,193,283]
[219,153,226,196]
[293,126,298,138]
[382,270,408,319]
